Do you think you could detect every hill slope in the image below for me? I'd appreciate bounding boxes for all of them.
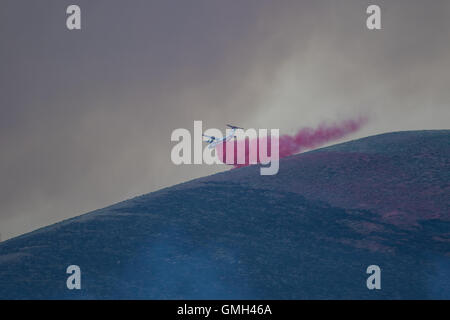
[0,130,449,299]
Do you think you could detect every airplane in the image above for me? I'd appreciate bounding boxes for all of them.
[203,124,244,149]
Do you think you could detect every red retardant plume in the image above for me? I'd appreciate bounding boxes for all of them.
[216,117,368,168]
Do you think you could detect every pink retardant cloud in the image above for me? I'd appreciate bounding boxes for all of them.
[216,117,368,168]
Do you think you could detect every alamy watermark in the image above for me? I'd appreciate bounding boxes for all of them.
[170,121,280,175]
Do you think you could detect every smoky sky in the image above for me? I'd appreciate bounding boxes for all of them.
[1,0,449,240]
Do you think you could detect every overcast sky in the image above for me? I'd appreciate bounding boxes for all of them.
[1,0,449,240]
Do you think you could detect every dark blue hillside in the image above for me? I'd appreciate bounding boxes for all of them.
[0,130,449,299]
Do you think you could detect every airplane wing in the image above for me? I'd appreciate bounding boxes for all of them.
[226,124,244,129]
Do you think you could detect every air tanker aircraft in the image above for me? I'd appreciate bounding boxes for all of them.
[203,124,243,149]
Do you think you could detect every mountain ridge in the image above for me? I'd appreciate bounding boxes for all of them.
[0,130,449,299]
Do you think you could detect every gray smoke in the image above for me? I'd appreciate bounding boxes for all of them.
[1,0,449,240]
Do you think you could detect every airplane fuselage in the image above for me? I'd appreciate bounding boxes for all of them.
[207,128,236,148]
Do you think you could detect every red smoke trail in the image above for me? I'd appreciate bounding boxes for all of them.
[216,117,368,168]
